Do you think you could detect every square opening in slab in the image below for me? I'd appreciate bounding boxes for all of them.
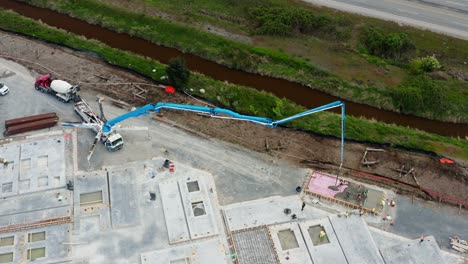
[0,252,13,263]
[20,158,31,171]
[28,231,45,242]
[80,191,103,206]
[277,229,299,250]
[19,180,30,191]
[54,176,61,186]
[170,258,191,264]
[37,155,48,169]
[38,176,48,187]
[1,182,13,193]
[191,201,206,216]
[187,181,200,192]
[308,225,330,246]
[0,236,14,247]
[27,247,45,260]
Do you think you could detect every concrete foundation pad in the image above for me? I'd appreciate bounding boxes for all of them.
[298,219,347,264]
[328,214,384,264]
[108,168,141,228]
[379,235,445,264]
[223,195,331,232]
[269,223,312,264]
[140,238,228,264]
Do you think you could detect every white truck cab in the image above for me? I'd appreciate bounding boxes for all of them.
[0,83,9,96]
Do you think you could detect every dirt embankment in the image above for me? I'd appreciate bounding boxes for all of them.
[1,31,466,206]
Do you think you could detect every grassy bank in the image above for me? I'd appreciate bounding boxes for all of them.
[20,0,468,122]
[1,9,466,160]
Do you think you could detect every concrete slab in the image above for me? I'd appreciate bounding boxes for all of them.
[269,222,312,264]
[74,170,111,232]
[0,223,72,263]
[380,236,445,264]
[159,179,190,244]
[298,219,347,264]
[108,168,141,228]
[0,190,71,226]
[232,227,278,264]
[223,195,331,232]
[178,176,219,240]
[329,214,384,264]
[368,227,462,264]
[0,133,71,198]
[140,238,228,264]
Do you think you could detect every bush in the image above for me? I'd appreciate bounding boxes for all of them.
[409,56,442,73]
[248,7,348,38]
[166,57,190,89]
[391,76,446,117]
[360,26,413,60]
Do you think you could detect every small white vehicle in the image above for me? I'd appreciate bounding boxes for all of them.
[0,83,9,96]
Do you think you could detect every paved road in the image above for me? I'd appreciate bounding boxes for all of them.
[303,0,468,40]
[377,195,468,251]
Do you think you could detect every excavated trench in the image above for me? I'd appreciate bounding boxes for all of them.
[0,0,467,137]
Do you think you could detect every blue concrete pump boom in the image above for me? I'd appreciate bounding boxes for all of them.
[103,101,346,167]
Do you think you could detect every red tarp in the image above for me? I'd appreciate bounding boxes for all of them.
[439,158,455,164]
[164,86,175,94]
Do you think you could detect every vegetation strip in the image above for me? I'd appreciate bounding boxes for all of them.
[20,0,468,123]
[0,9,467,160]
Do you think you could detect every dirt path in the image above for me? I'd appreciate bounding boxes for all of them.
[1,31,466,206]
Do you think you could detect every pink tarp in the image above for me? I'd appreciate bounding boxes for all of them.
[307,171,347,197]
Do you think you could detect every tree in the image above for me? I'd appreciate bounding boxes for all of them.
[165,57,190,89]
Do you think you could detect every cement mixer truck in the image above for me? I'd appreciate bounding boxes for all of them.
[35,74,80,103]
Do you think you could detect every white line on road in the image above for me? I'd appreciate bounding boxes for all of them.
[397,8,419,15]
[451,21,467,26]
[446,1,467,6]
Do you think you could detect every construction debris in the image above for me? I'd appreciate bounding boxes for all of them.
[450,236,468,253]
[360,148,385,167]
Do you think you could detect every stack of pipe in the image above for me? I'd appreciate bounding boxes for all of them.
[4,112,58,136]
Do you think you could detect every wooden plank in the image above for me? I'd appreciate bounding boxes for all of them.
[366,148,385,152]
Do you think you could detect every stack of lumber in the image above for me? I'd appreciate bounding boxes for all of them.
[450,236,468,253]
[4,112,58,136]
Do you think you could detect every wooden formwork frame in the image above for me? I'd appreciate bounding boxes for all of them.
[0,216,72,233]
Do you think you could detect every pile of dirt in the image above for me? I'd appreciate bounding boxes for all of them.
[1,31,466,206]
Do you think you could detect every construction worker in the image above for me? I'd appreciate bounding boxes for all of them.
[359,208,365,216]
[381,200,386,208]
[390,200,396,207]
[1,158,8,167]
[319,230,327,239]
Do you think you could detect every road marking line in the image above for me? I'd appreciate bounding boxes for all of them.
[446,1,467,6]
[450,21,467,26]
[397,9,419,15]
